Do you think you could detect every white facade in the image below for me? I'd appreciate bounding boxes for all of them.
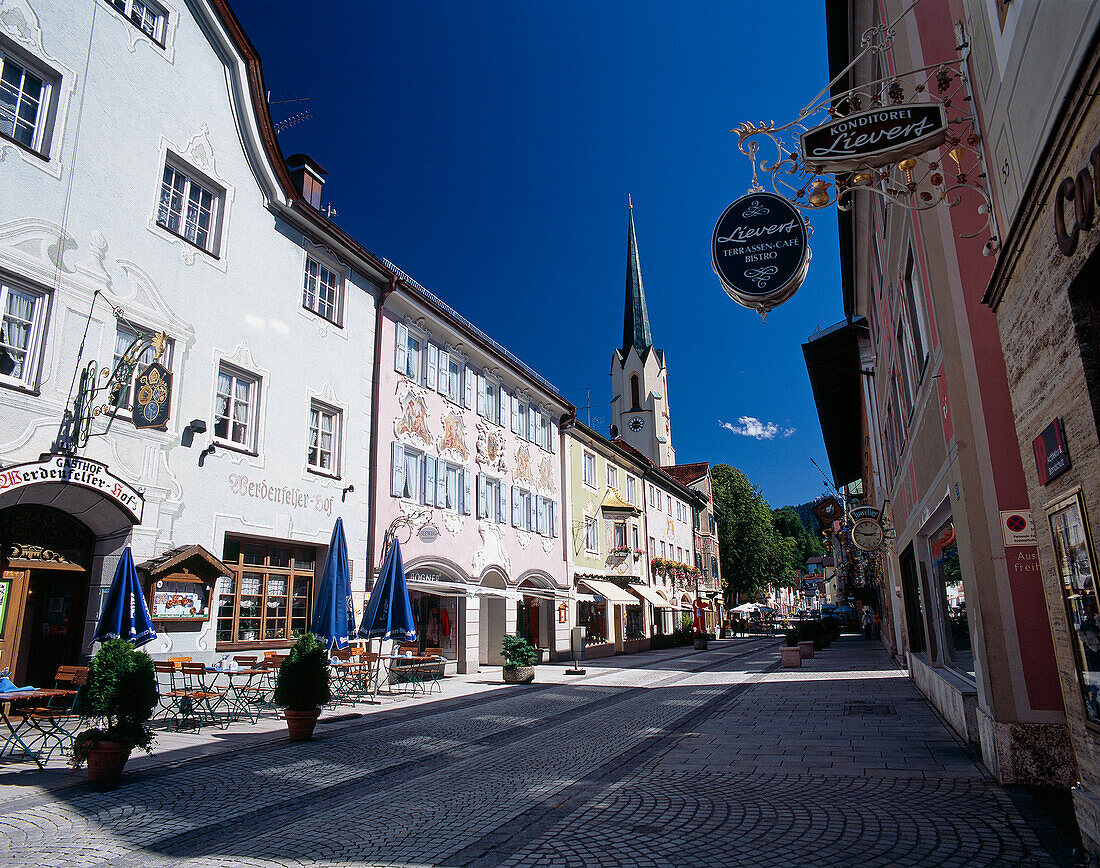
[0,0,390,678]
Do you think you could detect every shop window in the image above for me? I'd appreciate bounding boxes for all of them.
[578,599,607,645]
[409,589,459,660]
[929,519,973,678]
[625,605,644,640]
[1049,490,1100,723]
[899,545,927,654]
[217,538,316,647]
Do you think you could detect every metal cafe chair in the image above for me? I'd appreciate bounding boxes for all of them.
[155,661,204,731]
[19,666,88,763]
[178,663,231,729]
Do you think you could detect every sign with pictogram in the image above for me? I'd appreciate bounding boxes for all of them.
[1000,510,1037,547]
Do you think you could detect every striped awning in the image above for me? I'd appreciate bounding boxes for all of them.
[577,578,637,606]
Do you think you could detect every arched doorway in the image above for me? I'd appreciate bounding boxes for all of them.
[517,574,555,661]
[479,569,508,666]
[0,505,95,685]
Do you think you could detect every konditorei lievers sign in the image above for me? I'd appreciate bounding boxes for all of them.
[712,192,810,316]
[0,455,144,523]
[800,104,948,174]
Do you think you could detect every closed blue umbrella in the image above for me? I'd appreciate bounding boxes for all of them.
[311,517,356,650]
[357,538,416,644]
[94,547,157,648]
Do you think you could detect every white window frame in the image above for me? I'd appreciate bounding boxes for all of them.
[584,516,599,553]
[391,443,423,502]
[607,465,618,491]
[626,475,637,506]
[214,363,260,452]
[0,276,49,391]
[478,473,507,524]
[156,156,223,255]
[582,451,596,489]
[394,321,422,382]
[307,400,341,477]
[0,41,58,157]
[512,395,527,438]
[436,349,462,405]
[106,0,168,44]
[302,254,344,326]
[111,322,174,413]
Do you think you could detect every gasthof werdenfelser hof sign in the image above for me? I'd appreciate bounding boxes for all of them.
[712,192,810,317]
[799,104,948,174]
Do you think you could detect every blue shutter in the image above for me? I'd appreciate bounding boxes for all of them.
[465,366,475,409]
[436,460,447,507]
[391,442,405,497]
[395,323,408,374]
[427,344,439,390]
[476,373,487,416]
[497,483,506,524]
[423,455,436,506]
[511,486,521,526]
[529,494,537,533]
[437,349,449,394]
[462,468,472,515]
[550,501,559,537]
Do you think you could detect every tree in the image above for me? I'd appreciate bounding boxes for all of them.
[711,464,791,604]
[772,505,824,573]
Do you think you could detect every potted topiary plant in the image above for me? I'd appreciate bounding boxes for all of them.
[71,637,157,782]
[273,633,331,741]
[501,634,538,684]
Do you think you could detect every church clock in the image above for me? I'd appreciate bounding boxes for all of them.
[629,417,645,431]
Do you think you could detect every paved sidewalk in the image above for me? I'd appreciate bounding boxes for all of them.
[0,635,1077,867]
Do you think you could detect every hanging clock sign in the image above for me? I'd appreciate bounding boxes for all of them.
[131,361,172,429]
[800,104,948,174]
[712,192,810,318]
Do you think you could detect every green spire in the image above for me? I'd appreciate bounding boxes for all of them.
[622,197,653,354]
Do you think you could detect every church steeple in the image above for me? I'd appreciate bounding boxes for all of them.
[622,197,653,354]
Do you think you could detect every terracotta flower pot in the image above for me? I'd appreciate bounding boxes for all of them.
[502,666,534,684]
[284,708,321,741]
[86,741,131,783]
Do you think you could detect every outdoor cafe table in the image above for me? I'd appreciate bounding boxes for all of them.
[0,688,77,768]
[204,668,271,723]
[330,660,377,703]
[384,656,444,696]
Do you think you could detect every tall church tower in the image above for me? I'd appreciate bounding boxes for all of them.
[611,201,675,466]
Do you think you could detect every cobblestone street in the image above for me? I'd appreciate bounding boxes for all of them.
[0,637,1074,867]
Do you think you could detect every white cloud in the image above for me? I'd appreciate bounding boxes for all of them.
[719,416,795,440]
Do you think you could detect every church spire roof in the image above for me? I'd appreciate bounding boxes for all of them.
[622,197,653,354]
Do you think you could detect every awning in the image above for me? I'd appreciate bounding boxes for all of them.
[578,578,638,606]
[600,488,640,514]
[802,319,866,489]
[627,584,671,608]
[406,575,573,603]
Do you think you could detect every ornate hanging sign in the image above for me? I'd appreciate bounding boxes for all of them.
[132,361,172,429]
[800,104,948,174]
[0,455,144,522]
[712,192,810,319]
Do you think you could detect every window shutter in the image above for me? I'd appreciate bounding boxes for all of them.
[391,442,405,497]
[477,473,486,518]
[476,373,487,416]
[423,455,436,506]
[511,486,521,526]
[437,350,449,394]
[435,461,447,507]
[395,323,408,374]
[528,406,536,442]
[529,495,537,533]
[537,498,547,535]
[511,394,520,433]
[497,484,506,524]
[465,366,475,409]
[550,418,558,453]
[427,344,439,389]
[462,469,471,515]
[551,501,559,538]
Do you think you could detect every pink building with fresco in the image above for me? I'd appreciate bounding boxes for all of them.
[371,265,574,672]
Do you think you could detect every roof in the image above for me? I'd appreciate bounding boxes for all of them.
[802,320,865,488]
[622,203,654,354]
[601,488,639,514]
[137,544,232,579]
[610,437,706,506]
[665,462,709,487]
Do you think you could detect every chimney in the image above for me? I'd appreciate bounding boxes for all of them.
[286,154,327,209]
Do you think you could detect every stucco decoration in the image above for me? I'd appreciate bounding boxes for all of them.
[584,498,596,518]
[514,445,535,487]
[516,530,531,549]
[0,219,78,289]
[538,457,556,495]
[473,522,511,576]
[394,387,432,449]
[183,125,217,178]
[542,536,555,555]
[438,411,468,461]
[0,0,42,49]
[475,421,508,474]
[114,260,196,344]
[441,510,464,536]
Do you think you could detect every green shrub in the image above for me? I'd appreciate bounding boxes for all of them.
[785,629,799,647]
[501,634,538,669]
[274,633,331,711]
[72,638,157,767]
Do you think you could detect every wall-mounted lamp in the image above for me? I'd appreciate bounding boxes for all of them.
[198,442,217,467]
[181,419,208,448]
[341,484,355,502]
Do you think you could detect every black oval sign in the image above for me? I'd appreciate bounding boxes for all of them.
[712,192,810,316]
[799,104,947,174]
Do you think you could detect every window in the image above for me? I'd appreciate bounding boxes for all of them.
[613,521,626,548]
[157,159,222,254]
[435,348,461,404]
[630,374,641,409]
[626,476,636,505]
[584,516,599,553]
[390,445,469,513]
[582,452,596,488]
[660,540,667,557]
[477,474,507,523]
[391,443,423,501]
[217,538,315,646]
[307,401,340,475]
[632,526,639,549]
[111,323,174,411]
[107,0,167,42]
[394,323,421,381]
[539,412,553,452]
[607,465,618,491]
[677,546,683,562]
[302,256,342,325]
[214,364,259,451]
[0,44,55,155]
[0,278,48,389]
[477,375,505,424]
[649,537,656,556]
[666,494,672,514]
[512,396,527,439]
[903,248,930,373]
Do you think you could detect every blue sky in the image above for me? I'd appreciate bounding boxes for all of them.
[232,0,845,509]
